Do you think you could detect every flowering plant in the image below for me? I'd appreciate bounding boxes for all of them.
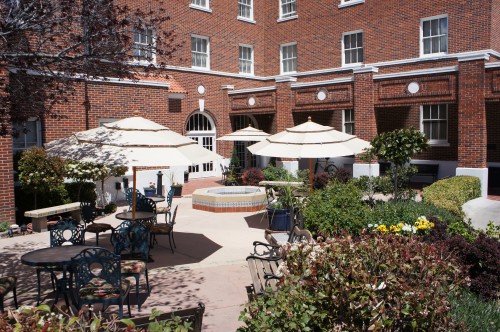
[369,215,434,236]
[148,182,156,189]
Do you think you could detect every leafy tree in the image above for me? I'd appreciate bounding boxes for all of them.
[0,0,181,133]
[64,160,102,201]
[18,147,65,208]
[367,128,428,200]
[93,164,127,207]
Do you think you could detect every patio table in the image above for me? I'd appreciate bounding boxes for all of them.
[115,211,155,222]
[21,245,90,308]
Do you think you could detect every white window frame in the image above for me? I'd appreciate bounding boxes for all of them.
[420,14,448,57]
[342,109,355,135]
[98,118,120,127]
[190,0,212,13]
[12,117,42,152]
[339,0,365,9]
[239,44,254,75]
[420,104,449,145]
[238,0,254,23]
[191,35,210,70]
[279,0,297,22]
[133,27,156,64]
[280,42,297,74]
[342,30,364,67]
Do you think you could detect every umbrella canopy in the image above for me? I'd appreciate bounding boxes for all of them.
[45,117,222,167]
[46,116,222,216]
[247,117,371,191]
[216,125,270,142]
[247,117,370,158]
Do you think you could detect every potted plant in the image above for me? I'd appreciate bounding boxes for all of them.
[144,182,156,197]
[266,184,296,231]
[169,173,183,197]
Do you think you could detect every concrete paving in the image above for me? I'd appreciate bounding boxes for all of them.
[462,197,500,229]
[0,196,270,331]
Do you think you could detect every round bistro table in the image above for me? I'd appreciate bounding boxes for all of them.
[115,211,156,222]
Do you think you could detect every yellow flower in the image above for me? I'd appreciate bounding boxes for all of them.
[376,224,388,234]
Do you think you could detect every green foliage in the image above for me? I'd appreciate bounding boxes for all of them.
[239,235,464,331]
[18,147,66,208]
[367,200,461,228]
[368,128,429,166]
[242,167,264,186]
[447,219,478,242]
[262,165,291,181]
[449,289,500,332]
[0,221,10,232]
[104,202,117,214]
[229,148,240,168]
[65,182,97,203]
[350,175,392,204]
[302,181,369,236]
[146,309,193,332]
[423,176,481,217]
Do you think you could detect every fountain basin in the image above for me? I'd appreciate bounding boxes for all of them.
[192,186,267,213]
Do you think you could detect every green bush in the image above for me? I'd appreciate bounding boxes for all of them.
[239,235,464,331]
[65,182,97,203]
[449,290,500,332]
[104,202,117,214]
[0,221,10,232]
[303,181,369,236]
[423,176,481,217]
[367,200,461,228]
[262,165,291,181]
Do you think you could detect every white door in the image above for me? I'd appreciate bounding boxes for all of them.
[186,112,216,178]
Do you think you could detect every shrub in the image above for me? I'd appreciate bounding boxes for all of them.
[0,221,10,232]
[302,181,369,236]
[448,289,500,332]
[312,171,329,189]
[104,202,117,214]
[239,235,464,331]
[330,167,351,183]
[423,176,481,217]
[65,182,97,203]
[241,167,264,186]
[262,165,291,181]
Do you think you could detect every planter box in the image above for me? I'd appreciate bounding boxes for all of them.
[172,186,183,197]
[267,207,291,231]
[144,188,156,197]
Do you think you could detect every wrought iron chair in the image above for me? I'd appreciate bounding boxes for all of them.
[71,247,131,319]
[156,187,175,221]
[35,218,85,304]
[126,188,142,210]
[111,221,150,311]
[136,196,157,225]
[150,205,178,253]
[0,276,18,312]
[80,201,112,246]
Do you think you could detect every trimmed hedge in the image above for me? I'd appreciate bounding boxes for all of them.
[423,176,481,217]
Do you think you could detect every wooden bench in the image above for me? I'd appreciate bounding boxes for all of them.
[265,224,313,246]
[24,202,81,232]
[245,255,283,301]
[410,163,439,183]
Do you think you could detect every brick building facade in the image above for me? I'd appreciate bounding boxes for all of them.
[4,0,500,221]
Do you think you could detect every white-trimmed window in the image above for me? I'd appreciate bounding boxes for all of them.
[342,31,363,66]
[421,104,448,144]
[191,0,210,10]
[281,43,297,74]
[239,45,254,75]
[12,118,41,151]
[133,27,155,62]
[98,118,119,127]
[421,15,448,56]
[238,0,253,20]
[280,0,296,19]
[339,0,365,8]
[191,35,210,69]
[342,109,355,135]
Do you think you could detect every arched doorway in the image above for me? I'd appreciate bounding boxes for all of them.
[186,112,216,178]
[233,115,258,169]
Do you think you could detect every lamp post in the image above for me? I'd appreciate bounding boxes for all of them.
[156,171,163,196]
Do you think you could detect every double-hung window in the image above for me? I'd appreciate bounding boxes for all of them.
[191,0,210,10]
[238,0,253,20]
[281,43,297,74]
[421,15,448,56]
[280,0,296,19]
[133,27,155,62]
[12,118,41,151]
[343,109,355,135]
[421,104,448,144]
[191,35,210,69]
[239,45,254,75]
[343,31,363,66]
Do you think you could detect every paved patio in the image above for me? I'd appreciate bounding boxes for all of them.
[0,179,270,331]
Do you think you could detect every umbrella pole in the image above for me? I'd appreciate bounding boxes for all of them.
[309,159,313,193]
[132,166,137,219]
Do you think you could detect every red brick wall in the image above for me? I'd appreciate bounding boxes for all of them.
[491,0,500,51]
[458,60,487,168]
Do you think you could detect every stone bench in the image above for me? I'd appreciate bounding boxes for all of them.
[24,202,81,232]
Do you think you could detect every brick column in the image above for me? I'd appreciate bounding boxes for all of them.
[219,85,234,168]
[352,67,379,178]
[456,55,489,197]
[0,66,16,223]
[275,76,297,173]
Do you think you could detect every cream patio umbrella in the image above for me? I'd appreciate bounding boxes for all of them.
[45,116,223,217]
[247,117,371,191]
[216,124,270,142]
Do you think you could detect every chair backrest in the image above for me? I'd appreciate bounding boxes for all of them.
[71,247,122,295]
[80,201,97,226]
[111,220,150,261]
[166,187,175,208]
[126,188,142,209]
[50,218,85,247]
[136,196,156,214]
